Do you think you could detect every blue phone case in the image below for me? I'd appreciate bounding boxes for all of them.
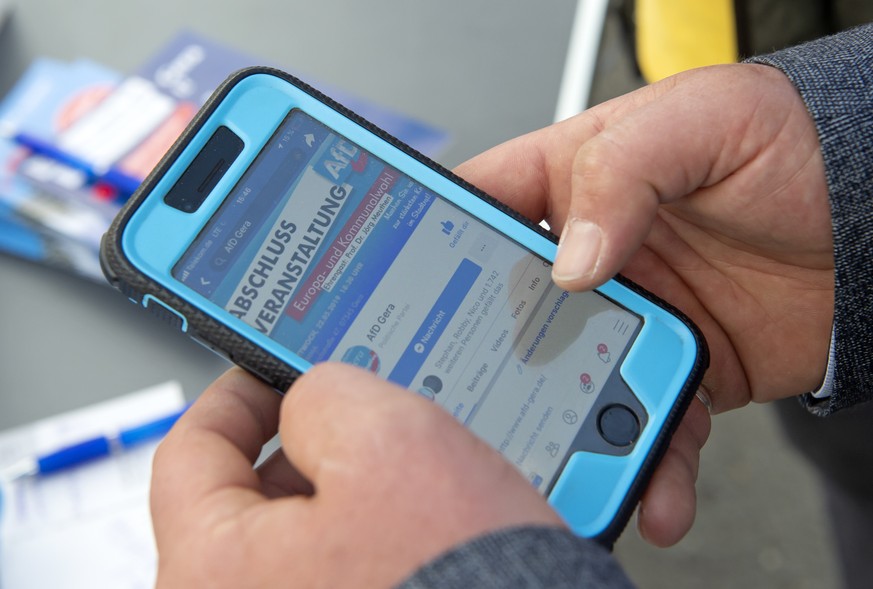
[101,67,708,546]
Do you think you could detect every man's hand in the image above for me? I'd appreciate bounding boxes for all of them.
[456,63,834,412]
[454,63,834,546]
[151,365,564,588]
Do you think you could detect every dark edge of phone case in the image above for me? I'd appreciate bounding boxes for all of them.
[99,66,710,548]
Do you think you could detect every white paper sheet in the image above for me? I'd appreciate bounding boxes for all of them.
[0,382,185,589]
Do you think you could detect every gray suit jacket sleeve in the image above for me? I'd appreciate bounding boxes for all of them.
[750,23,873,416]
[400,25,873,589]
[398,527,635,589]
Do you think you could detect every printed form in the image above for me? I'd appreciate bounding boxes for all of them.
[0,382,185,589]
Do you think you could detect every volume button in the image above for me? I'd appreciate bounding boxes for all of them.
[189,331,235,363]
[142,294,189,333]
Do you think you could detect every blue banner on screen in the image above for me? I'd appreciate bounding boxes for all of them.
[388,258,481,386]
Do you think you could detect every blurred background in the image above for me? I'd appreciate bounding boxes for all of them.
[1,1,864,587]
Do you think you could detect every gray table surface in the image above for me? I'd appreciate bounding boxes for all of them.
[0,0,577,430]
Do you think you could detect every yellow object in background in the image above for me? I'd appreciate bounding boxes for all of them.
[636,0,738,82]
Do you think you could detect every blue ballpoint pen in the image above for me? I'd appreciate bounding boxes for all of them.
[3,404,190,480]
[13,131,142,197]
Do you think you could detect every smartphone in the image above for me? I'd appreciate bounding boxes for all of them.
[101,67,707,545]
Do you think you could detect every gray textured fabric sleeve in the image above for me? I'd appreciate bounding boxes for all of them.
[398,526,636,589]
[748,24,873,416]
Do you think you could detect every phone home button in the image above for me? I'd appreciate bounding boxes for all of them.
[597,404,640,447]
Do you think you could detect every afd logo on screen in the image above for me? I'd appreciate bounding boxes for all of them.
[319,139,368,184]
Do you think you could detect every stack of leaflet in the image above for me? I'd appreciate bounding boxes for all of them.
[0,31,449,282]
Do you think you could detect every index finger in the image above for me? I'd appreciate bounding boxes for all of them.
[150,367,282,542]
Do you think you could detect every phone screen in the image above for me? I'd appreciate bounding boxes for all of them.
[172,109,642,491]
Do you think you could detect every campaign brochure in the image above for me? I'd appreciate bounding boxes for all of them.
[0,30,449,281]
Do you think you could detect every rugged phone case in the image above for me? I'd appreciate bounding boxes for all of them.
[100,67,709,547]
